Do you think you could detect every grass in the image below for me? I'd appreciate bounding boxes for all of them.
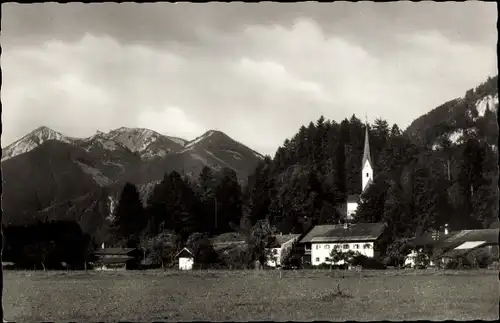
[3,269,499,321]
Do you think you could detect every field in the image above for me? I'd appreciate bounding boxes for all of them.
[3,269,499,321]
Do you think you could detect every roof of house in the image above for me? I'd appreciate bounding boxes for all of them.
[299,224,342,243]
[310,223,386,243]
[95,256,134,264]
[175,247,194,258]
[93,248,137,255]
[267,234,301,248]
[209,232,246,245]
[410,229,499,250]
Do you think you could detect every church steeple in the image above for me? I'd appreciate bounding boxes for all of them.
[361,117,373,193]
[362,122,371,169]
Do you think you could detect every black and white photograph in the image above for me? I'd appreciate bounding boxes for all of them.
[1,1,498,321]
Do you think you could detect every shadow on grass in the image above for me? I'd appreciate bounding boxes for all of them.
[318,290,353,301]
[317,283,353,301]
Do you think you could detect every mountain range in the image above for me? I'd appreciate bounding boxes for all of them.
[1,74,497,239]
[1,126,264,228]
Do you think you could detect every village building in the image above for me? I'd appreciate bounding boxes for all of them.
[296,119,384,267]
[265,233,301,268]
[337,121,373,222]
[93,245,141,271]
[408,227,499,267]
[308,223,385,266]
[175,247,194,270]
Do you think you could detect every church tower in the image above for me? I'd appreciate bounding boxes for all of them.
[361,121,373,193]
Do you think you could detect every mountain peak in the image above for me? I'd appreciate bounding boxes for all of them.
[2,126,72,161]
[32,125,57,135]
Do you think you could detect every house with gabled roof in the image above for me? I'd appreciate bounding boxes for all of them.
[409,228,499,266]
[93,246,141,271]
[299,224,340,265]
[265,233,301,268]
[175,247,194,270]
[299,222,386,266]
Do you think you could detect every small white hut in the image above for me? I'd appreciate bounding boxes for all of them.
[175,247,194,270]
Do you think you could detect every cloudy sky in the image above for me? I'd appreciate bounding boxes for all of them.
[2,2,497,156]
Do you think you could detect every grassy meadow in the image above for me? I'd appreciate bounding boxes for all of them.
[3,269,499,321]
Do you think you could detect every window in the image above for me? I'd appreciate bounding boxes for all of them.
[333,244,340,250]
[354,244,359,249]
[363,243,371,249]
[273,249,278,255]
[325,244,330,249]
[315,257,320,262]
[343,244,349,249]
[316,245,320,249]
[366,173,369,177]
[325,257,330,262]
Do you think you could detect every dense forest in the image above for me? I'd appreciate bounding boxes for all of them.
[3,76,498,269]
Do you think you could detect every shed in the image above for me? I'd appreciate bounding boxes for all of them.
[175,247,194,270]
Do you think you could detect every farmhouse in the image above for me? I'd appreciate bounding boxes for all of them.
[93,246,141,271]
[301,222,385,266]
[409,227,499,267]
[299,224,340,265]
[175,247,194,270]
[265,233,301,268]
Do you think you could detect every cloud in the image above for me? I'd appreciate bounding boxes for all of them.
[2,3,497,157]
[138,107,203,139]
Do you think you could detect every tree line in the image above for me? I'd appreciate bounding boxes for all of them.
[3,109,497,269]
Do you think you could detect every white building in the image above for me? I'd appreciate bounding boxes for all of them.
[175,247,194,270]
[337,122,373,222]
[308,223,385,266]
[346,195,361,221]
[265,233,301,268]
[361,123,373,194]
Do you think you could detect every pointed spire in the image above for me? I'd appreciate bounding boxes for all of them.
[362,118,371,168]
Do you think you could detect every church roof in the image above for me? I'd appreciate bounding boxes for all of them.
[362,124,372,168]
[362,178,373,193]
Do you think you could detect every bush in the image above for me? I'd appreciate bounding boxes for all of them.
[315,263,332,270]
[445,255,473,269]
[469,249,496,269]
[351,255,386,270]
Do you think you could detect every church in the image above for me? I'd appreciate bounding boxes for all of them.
[337,122,373,222]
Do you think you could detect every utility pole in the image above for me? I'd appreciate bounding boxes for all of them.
[447,159,451,181]
[214,197,218,230]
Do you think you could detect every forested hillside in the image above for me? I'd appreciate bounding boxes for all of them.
[3,75,498,269]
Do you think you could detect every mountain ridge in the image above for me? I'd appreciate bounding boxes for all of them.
[1,126,265,228]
